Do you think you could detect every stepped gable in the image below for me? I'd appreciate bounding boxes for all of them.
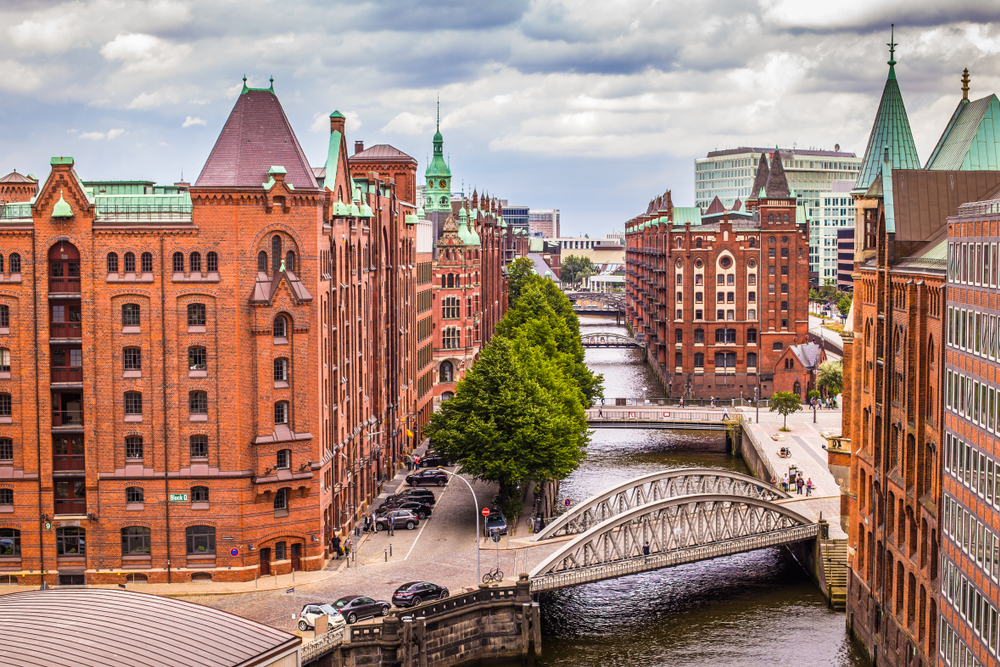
[749,152,769,199]
[765,149,790,198]
[196,82,318,189]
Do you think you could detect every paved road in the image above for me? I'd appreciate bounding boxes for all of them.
[185,470,560,634]
[809,315,844,359]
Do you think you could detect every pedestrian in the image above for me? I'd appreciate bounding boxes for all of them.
[722,408,729,421]
[405,455,412,471]
[414,455,421,469]
[331,534,341,559]
[770,475,777,488]
[388,513,395,536]
[796,475,804,495]
[806,478,814,496]
[782,472,789,493]
[598,406,603,418]
[678,397,684,409]
[711,396,716,409]
[643,542,650,559]
[344,536,352,559]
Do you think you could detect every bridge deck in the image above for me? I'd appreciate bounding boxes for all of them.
[587,408,732,430]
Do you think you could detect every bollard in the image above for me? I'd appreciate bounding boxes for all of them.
[389,544,393,557]
[385,549,388,562]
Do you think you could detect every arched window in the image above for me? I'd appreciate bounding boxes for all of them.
[784,214,789,223]
[439,360,453,383]
[271,235,282,272]
[258,251,268,272]
[189,391,208,415]
[273,315,288,340]
[124,391,142,416]
[123,252,135,272]
[121,526,150,554]
[123,347,141,371]
[189,252,201,272]
[172,252,184,272]
[0,528,20,556]
[285,251,296,272]
[56,526,85,555]
[447,274,455,288]
[191,486,209,503]
[276,449,291,469]
[747,328,757,343]
[749,238,756,248]
[273,358,288,382]
[126,573,148,583]
[122,303,140,328]
[206,251,218,272]
[126,486,144,504]
[768,214,774,222]
[187,303,206,327]
[107,252,119,273]
[141,252,153,272]
[793,381,801,396]
[186,525,215,554]
[8,254,20,275]
[190,435,208,459]
[274,401,289,424]
[274,488,289,512]
[440,275,446,288]
[188,346,207,371]
[696,238,703,249]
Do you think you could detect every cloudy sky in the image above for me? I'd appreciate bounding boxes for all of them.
[3,0,1000,235]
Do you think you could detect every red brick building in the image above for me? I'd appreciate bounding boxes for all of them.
[624,150,811,401]
[0,81,422,585]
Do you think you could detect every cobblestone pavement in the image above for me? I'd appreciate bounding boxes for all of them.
[184,469,561,634]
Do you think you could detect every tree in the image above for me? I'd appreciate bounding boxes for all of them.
[769,391,802,430]
[507,257,536,307]
[560,255,597,288]
[836,292,852,318]
[817,360,843,396]
[809,288,821,303]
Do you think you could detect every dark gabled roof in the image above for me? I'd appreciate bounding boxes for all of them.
[196,89,317,189]
[749,153,769,199]
[0,171,36,184]
[704,196,726,215]
[765,150,790,197]
[730,197,742,211]
[790,343,822,370]
[350,144,416,163]
[886,169,1000,242]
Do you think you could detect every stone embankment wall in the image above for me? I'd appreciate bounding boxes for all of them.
[304,577,541,667]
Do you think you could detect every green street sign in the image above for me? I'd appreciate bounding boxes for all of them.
[44,522,51,530]
[169,493,189,502]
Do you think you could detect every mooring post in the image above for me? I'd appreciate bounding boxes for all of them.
[417,616,428,667]
[402,617,414,667]
[531,601,542,657]
[521,602,532,658]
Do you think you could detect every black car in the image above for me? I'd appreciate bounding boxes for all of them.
[406,469,448,487]
[420,452,451,467]
[380,499,432,520]
[391,581,449,607]
[374,509,419,531]
[389,488,436,505]
[332,595,391,624]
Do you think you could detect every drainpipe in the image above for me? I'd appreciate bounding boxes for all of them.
[160,237,172,583]
[33,237,46,588]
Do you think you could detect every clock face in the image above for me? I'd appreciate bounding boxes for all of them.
[439,179,447,188]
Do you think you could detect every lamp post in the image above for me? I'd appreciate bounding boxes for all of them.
[436,467,481,583]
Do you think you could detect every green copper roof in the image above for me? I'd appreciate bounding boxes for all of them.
[241,76,274,95]
[52,190,73,218]
[672,207,702,226]
[425,101,451,179]
[854,42,920,192]
[925,94,1000,170]
[330,110,345,119]
[50,157,74,166]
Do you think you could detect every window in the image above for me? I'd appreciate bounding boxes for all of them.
[781,283,788,294]
[56,527,85,555]
[769,266,775,276]
[443,327,460,349]
[748,291,756,302]
[187,303,206,327]
[747,352,758,368]
[748,309,756,319]
[675,351,683,367]
[274,488,289,511]
[207,252,218,273]
[0,528,19,556]
[285,251,296,272]
[126,487,144,504]
[141,252,152,272]
[121,526,150,555]
[781,248,788,258]
[107,253,119,273]
[694,328,704,344]
[0,438,11,461]
[124,252,135,273]
[773,342,784,351]
[439,360,453,382]
[190,435,208,459]
[0,394,10,417]
[190,252,201,272]
[273,315,287,339]
[125,436,143,459]
[274,401,289,424]
[189,391,208,415]
[274,357,288,382]
[694,352,705,367]
[0,488,10,506]
[675,329,683,344]
[769,236,776,244]
[443,297,459,318]
[717,291,724,303]
[0,349,9,373]
[768,248,776,258]
[124,392,142,416]
[122,303,140,327]
[781,301,788,311]
[123,347,141,371]
[0,305,8,328]
[258,251,268,272]
[747,328,757,344]
[8,254,18,275]
[748,238,756,248]
[172,252,184,272]
[191,486,209,503]
[276,541,286,560]
[189,346,207,371]
[272,236,282,272]
[277,449,291,469]
[186,525,215,554]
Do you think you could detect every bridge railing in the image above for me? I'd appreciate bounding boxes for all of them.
[596,397,772,408]
[587,409,726,422]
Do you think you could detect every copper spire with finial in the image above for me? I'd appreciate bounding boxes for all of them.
[887,23,898,79]
[962,68,970,101]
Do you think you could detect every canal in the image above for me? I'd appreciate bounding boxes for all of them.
[531,315,868,666]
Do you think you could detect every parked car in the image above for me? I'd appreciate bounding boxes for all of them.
[331,595,391,624]
[379,499,432,520]
[420,452,451,468]
[374,509,419,531]
[392,581,449,608]
[389,488,436,505]
[298,603,348,632]
[406,469,448,487]
[484,511,508,537]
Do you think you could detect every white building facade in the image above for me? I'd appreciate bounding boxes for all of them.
[810,181,856,284]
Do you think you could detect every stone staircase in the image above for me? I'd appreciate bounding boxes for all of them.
[820,539,848,611]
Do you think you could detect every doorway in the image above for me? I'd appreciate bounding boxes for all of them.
[290,543,301,571]
[259,548,270,576]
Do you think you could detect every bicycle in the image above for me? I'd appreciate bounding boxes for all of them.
[482,567,504,584]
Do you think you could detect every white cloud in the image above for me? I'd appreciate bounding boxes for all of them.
[100,33,190,73]
[0,60,43,93]
[8,14,89,54]
[182,116,207,128]
[380,111,434,135]
[79,129,125,140]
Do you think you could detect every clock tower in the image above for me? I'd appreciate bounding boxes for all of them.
[424,99,452,214]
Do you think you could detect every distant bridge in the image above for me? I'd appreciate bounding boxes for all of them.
[585,408,733,430]
[581,332,639,348]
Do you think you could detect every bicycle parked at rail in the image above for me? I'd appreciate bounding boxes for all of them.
[482,567,504,584]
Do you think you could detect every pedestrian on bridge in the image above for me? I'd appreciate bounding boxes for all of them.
[722,408,729,421]
[806,478,814,496]
[598,406,603,418]
[710,396,716,409]
[643,542,650,559]
[796,474,804,495]
[782,472,789,493]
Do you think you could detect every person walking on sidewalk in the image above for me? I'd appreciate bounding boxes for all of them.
[796,474,804,495]
[782,472,789,493]
[344,536,352,560]
[806,478,814,496]
[404,455,412,471]
[331,534,341,559]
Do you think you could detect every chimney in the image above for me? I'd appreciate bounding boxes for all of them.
[355,141,364,155]
[329,111,346,136]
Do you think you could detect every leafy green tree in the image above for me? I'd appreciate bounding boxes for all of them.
[817,360,843,396]
[809,288,821,303]
[769,391,802,430]
[507,257,536,307]
[836,292,852,318]
[425,337,589,515]
[560,255,597,288]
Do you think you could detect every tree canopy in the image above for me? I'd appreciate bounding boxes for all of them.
[506,256,535,306]
[817,360,843,396]
[560,255,597,288]
[769,391,802,429]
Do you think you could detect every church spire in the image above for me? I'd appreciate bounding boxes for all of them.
[887,23,897,79]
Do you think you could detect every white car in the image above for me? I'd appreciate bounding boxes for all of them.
[298,603,348,632]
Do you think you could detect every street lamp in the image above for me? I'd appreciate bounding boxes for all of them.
[435,467,481,583]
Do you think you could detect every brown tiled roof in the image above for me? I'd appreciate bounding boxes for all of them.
[350,144,416,163]
[196,90,317,189]
[749,153,769,199]
[731,197,742,211]
[704,196,726,215]
[890,169,1000,242]
[0,171,36,184]
[765,151,790,197]
[0,588,299,667]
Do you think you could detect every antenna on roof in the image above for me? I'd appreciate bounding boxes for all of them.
[437,94,440,131]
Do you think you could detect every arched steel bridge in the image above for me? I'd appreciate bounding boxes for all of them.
[533,468,789,540]
[580,332,639,348]
[527,468,815,591]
